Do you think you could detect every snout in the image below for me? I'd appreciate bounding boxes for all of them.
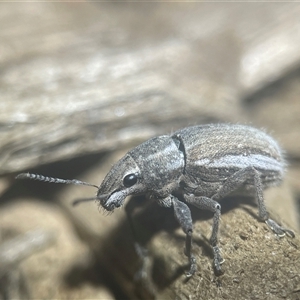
[97,190,126,211]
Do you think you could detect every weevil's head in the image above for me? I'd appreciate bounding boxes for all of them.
[97,154,145,211]
[97,136,185,211]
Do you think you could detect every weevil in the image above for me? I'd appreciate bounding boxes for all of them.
[16,124,295,277]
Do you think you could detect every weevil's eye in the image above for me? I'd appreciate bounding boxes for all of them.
[123,173,137,187]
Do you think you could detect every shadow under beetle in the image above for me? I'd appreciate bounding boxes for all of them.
[17,124,295,277]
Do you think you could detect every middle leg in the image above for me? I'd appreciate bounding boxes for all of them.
[184,194,224,274]
[171,195,196,277]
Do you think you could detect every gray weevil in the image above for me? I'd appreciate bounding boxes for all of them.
[17,124,295,276]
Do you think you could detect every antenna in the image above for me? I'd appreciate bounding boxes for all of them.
[71,193,108,206]
[72,197,97,206]
[16,173,99,189]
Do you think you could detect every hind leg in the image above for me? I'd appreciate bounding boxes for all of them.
[212,166,295,237]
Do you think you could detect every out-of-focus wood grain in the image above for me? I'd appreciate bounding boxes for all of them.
[1,3,300,174]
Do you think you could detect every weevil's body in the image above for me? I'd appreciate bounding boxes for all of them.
[17,124,294,277]
[99,124,284,210]
[176,124,284,197]
[97,124,293,276]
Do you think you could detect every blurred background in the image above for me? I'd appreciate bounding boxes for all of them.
[0,2,300,299]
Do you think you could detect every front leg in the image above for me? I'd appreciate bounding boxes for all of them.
[125,197,150,281]
[170,196,197,277]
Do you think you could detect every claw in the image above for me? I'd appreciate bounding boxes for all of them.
[285,229,295,238]
[185,254,197,277]
[213,246,224,274]
[265,219,295,238]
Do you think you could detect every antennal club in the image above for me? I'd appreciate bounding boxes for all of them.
[16,173,99,189]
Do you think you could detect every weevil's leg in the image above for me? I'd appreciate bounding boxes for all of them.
[124,197,150,281]
[252,169,295,238]
[212,166,295,238]
[171,196,196,277]
[184,194,224,274]
[211,166,258,202]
